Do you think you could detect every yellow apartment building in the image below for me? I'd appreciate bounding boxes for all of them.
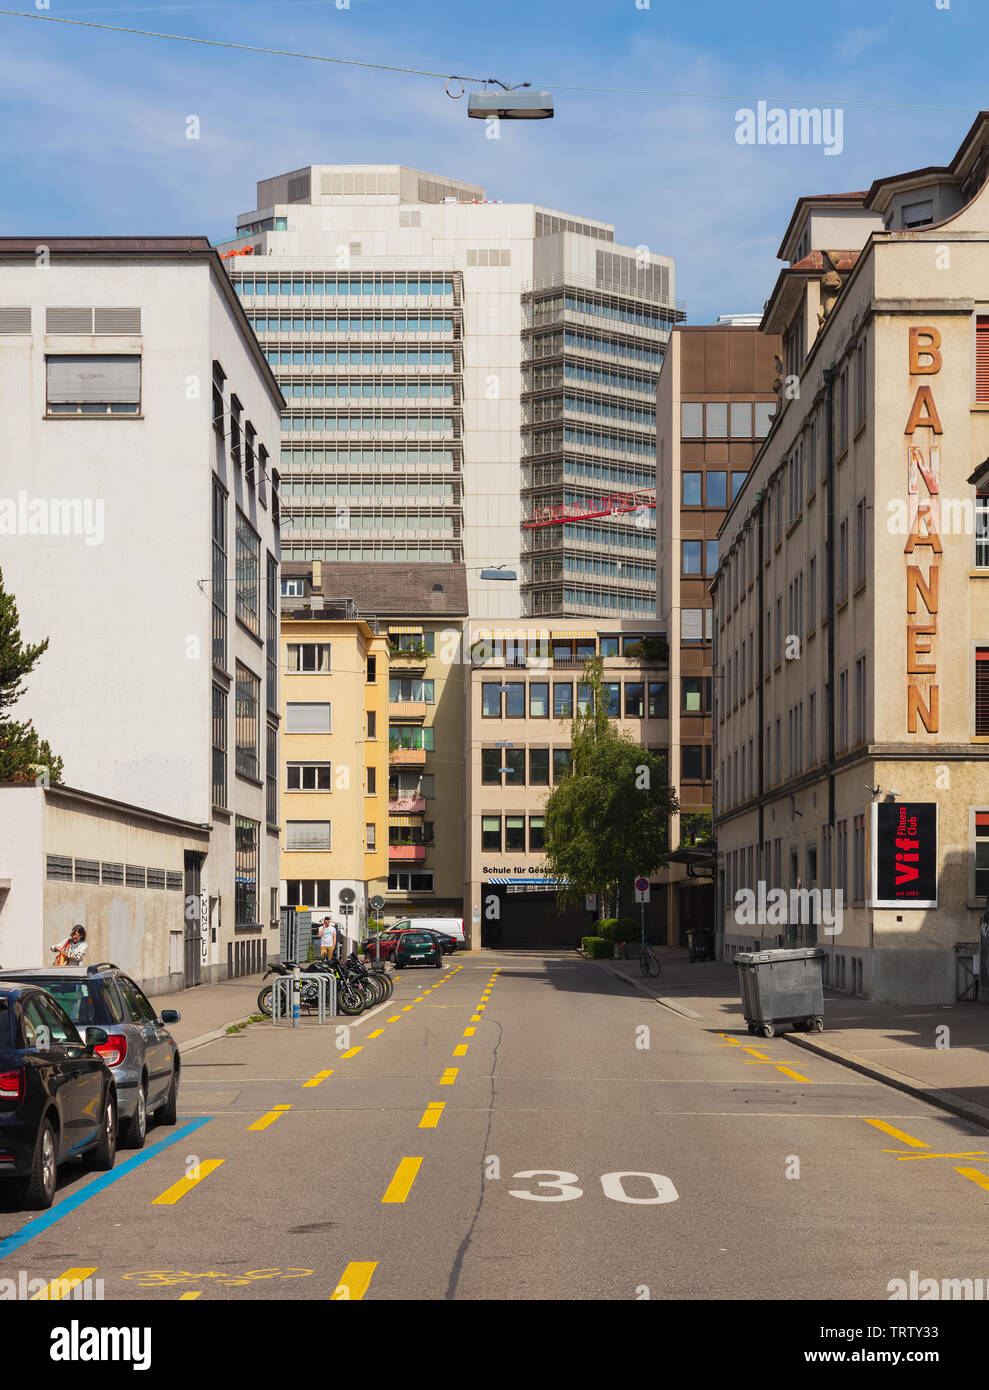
[279,568,389,947]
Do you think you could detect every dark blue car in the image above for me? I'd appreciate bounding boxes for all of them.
[0,983,117,1209]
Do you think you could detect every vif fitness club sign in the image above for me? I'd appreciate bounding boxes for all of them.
[872,803,938,909]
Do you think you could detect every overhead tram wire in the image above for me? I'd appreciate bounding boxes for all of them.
[0,8,980,114]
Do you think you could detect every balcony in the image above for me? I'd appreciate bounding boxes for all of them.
[388,701,427,720]
[389,747,427,766]
[388,796,427,813]
[389,844,427,861]
[389,649,428,676]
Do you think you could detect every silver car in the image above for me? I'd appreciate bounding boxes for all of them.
[0,963,180,1149]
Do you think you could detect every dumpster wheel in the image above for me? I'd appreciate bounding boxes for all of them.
[761,1022,775,1038]
[812,1017,824,1032]
[746,1022,758,1034]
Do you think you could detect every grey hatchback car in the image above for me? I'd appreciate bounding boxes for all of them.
[0,963,180,1149]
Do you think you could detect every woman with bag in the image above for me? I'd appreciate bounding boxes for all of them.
[50,924,88,966]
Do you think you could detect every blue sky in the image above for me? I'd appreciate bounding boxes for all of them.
[0,0,985,321]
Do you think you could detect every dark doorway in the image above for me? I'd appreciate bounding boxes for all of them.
[183,851,204,988]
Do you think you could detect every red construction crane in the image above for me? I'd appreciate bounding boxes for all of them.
[522,488,656,529]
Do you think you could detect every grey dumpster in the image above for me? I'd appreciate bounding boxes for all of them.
[686,928,712,962]
[735,947,824,1038]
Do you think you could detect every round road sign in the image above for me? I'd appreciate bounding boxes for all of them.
[339,887,356,905]
[369,894,385,912]
[634,876,650,893]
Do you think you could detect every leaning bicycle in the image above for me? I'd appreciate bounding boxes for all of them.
[640,946,661,978]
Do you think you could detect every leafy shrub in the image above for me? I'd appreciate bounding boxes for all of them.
[596,918,620,941]
[581,936,614,959]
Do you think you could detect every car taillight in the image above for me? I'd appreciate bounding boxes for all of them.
[94,1034,127,1067]
[0,1069,25,1102]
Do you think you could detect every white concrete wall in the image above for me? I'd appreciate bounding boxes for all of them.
[0,787,44,969]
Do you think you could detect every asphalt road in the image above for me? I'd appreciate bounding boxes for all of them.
[3,952,989,1302]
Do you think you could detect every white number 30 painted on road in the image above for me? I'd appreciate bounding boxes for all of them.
[508,1170,678,1204]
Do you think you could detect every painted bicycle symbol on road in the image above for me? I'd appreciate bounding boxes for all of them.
[122,1268,313,1288]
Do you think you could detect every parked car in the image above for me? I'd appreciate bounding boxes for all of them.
[362,931,405,962]
[0,964,181,1150]
[0,982,117,1209]
[421,930,458,956]
[393,931,443,969]
[392,917,465,947]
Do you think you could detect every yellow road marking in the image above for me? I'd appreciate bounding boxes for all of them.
[775,1065,811,1081]
[30,1267,98,1301]
[303,1070,334,1088]
[248,1105,292,1131]
[179,1291,202,1301]
[470,1014,481,1022]
[743,1048,770,1060]
[367,1030,384,1039]
[886,1150,988,1161]
[332,1262,377,1300]
[401,1006,414,1012]
[453,1044,469,1056]
[440,1067,458,1085]
[864,1118,929,1148]
[462,1026,476,1037]
[339,1047,363,1059]
[387,1015,402,1022]
[419,1102,445,1129]
[476,1004,486,1011]
[152,1159,225,1205]
[382,1157,423,1204]
[956,1167,989,1193]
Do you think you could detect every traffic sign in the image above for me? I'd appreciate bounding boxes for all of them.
[369,894,385,912]
[339,887,356,905]
[635,876,650,904]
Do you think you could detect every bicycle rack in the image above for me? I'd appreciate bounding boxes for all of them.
[271,972,336,1025]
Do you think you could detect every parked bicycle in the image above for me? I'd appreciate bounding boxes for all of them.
[640,945,662,978]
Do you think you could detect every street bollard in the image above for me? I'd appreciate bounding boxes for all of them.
[292,963,301,1028]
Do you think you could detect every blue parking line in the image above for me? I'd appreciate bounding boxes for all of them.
[0,1118,211,1262]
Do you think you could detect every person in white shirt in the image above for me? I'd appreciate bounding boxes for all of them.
[51,924,88,965]
[319,918,337,960]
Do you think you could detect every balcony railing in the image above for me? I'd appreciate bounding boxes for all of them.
[388,796,427,813]
[389,747,427,765]
[388,844,427,860]
[388,701,427,720]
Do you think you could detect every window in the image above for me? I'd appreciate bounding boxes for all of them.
[367,655,377,683]
[599,636,620,657]
[682,541,702,575]
[682,609,703,642]
[681,403,703,437]
[482,817,501,852]
[245,421,256,491]
[366,824,376,851]
[682,677,703,713]
[529,748,550,785]
[682,746,703,781]
[836,368,848,456]
[505,683,525,718]
[212,684,227,807]
[577,682,593,715]
[808,555,816,629]
[286,702,331,734]
[235,817,259,926]
[553,682,573,718]
[46,355,140,414]
[552,748,572,782]
[235,664,260,780]
[503,749,525,784]
[706,402,728,437]
[287,761,332,791]
[976,648,989,735]
[505,816,525,852]
[367,711,377,739]
[367,766,376,795]
[282,578,304,597]
[625,682,644,717]
[212,479,227,669]
[529,683,549,718]
[236,511,261,636]
[683,472,702,506]
[287,642,331,673]
[837,519,848,602]
[754,401,775,437]
[978,317,989,403]
[975,813,989,899]
[730,402,752,436]
[529,816,545,852]
[389,678,435,702]
[286,879,332,908]
[705,539,718,575]
[266,554,278,710]
[482,684,501,718]
[835,819,848,897]
[390,772,434,799]
[706,472,727,508]
[230,395,243,467]
[390,725,434,750]
[808,692,816,765]
[855,338,867,429]
[266,725,277,826]
[212,360,225,432]
[855,656,867,744]
[853,815,865,903]
[855,498,867,589]
[603,683,621,717]
[838,669,848,751]
[387,871,434,892]
[286,820,331,850]
[648,682,668,718]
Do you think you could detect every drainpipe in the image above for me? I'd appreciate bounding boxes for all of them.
[754,493,765,891]
[823,365,837,957]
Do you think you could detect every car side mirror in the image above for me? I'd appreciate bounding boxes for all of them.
[159,1010,180,1024]
[85,1026,109,1050]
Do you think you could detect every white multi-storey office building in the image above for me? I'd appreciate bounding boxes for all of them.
[0,237,283,986]
[218,165,681,622]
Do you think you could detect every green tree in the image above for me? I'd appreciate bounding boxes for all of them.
[679,809,713,847]
[543,658,678,918]
[0,566,63,784]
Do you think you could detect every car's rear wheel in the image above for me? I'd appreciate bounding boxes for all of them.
[121,1079,147,1149]
[84,1091,116,1171]
[156,1068,179,1126]
[18,1117,57,1210]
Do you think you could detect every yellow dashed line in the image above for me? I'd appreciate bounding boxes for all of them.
[303,1070,334,1088]
[864,1118,929,1148]
[775,1065,811,1081]
[382,1157,422,1204]
[332,1262,378,1300]
[440,1067,458,1085]
[955,1167,989,1193]
[470,1014,481,1022]
[419,1102,445,1129]
[179,1291,202,1301]
[401,1006,414,1012]
[30,1268,98,1301]
[453,1044,469,1056]
[339,1047,364,1059]
[152,1159,225,1204]
[743,1048,770,1060]
[462,1026,476,1037]
[248,1105,292,1131]
[367,1030,384,1039]
[387,1015,402,1022]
